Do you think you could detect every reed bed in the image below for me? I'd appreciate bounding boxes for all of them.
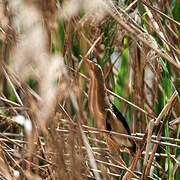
[0,0,180,179]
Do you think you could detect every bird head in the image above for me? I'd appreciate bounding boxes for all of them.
[82,57,103,78]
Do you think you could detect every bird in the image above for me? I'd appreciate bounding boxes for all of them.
[83,56,136,163]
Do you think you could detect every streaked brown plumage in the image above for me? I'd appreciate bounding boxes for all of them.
[83,57,136,158]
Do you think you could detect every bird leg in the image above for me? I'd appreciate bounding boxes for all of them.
[120,147,132,155]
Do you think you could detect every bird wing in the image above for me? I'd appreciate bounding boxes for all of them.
[106,108,129,135]
[111,103,131,135]
[105,109,136,152]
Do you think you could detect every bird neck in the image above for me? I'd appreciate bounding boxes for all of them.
[88,70,110,113]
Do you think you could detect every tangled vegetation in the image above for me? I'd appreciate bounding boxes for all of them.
[0,0,180,179]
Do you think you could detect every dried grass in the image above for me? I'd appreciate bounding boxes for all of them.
[0,0,180,179]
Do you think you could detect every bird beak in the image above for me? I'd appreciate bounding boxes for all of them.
[82,56,94,68]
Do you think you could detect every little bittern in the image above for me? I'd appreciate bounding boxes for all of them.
[83,57,136,155]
